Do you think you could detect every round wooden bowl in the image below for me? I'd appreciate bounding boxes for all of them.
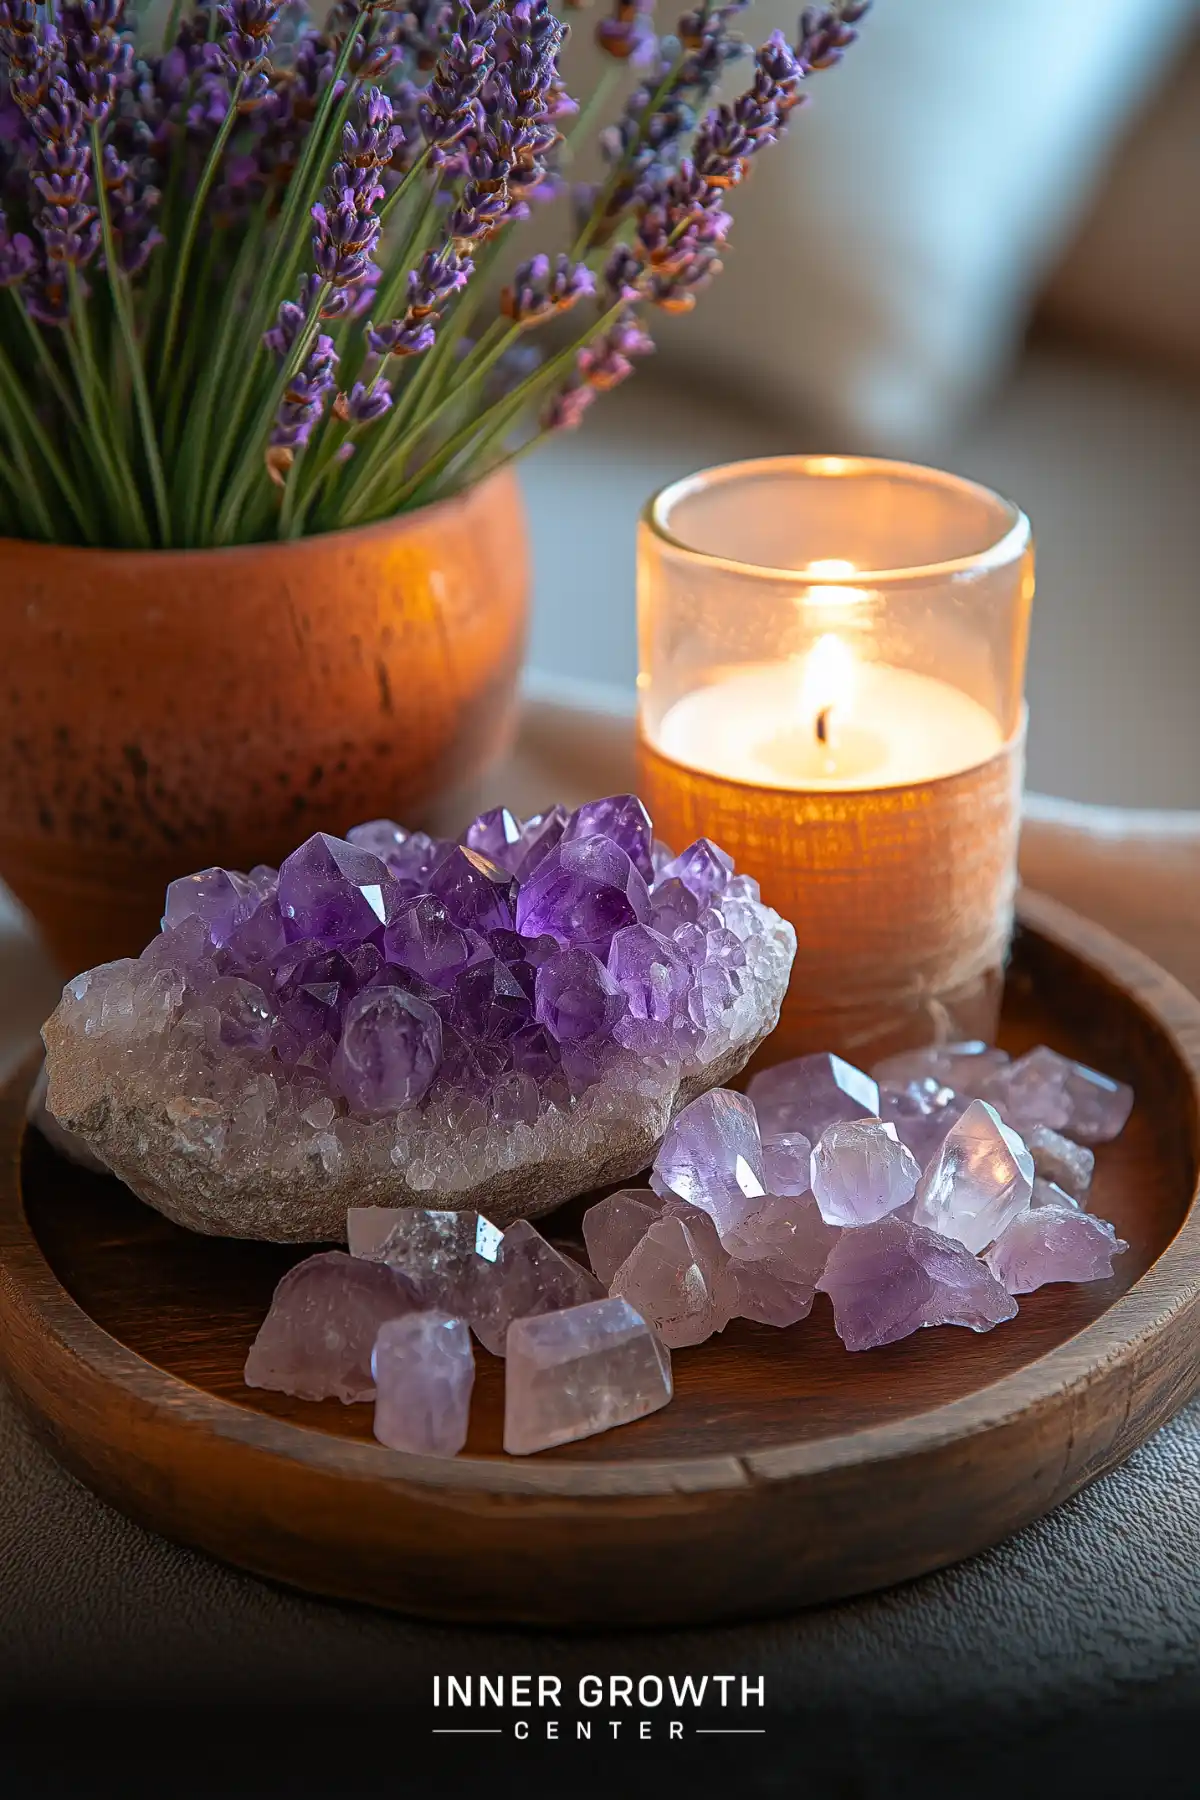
[0,890,1197,1627]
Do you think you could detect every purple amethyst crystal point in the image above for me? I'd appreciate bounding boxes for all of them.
[510,805,568,880]
[535,947,626,1048]
[562,794,655,882]
[348,1205,503,1311]
[204,975,277,1051]
[225,898,288,972]
[817,1216,1018,1351]
[331,985,442,1115]
[582,1189,663,1286]
[1031,1176,1081,1209]
[656,837,734,905]
[371,1312,475,1456]
[810,1118,921,1226]
[747,1052,879,1142]
[911,1099,1034,1254]
[607,923,691,1055]
[383,895,476,989]
[277,832,400,947]
[429,844,519,934]
[470,1218,604,1356]
[465,806,523,870]
[347,819,409,860]
[648,877,700,937]
[387,831,449,887]
[452,955,532,1040]
[761,1131,813,1197]
[163,866,254,946]
[984,1201,1127,1294]
[1026,1124,1094,1199]
[244,1251,419,1402]
[609,1212,732,1347]
[651,1089,767,1235]
[504,1296,672,1454]
[983,1045,1133,1144]
[878,1076,970,1168]
[514,835,651,955]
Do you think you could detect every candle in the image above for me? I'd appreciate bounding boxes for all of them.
[658,653,1003,791]
[637,457,1033,1064]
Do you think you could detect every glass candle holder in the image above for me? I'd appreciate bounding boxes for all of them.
[637,456,1034,1065]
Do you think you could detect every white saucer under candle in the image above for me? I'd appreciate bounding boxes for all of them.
[637,456,1033,1063]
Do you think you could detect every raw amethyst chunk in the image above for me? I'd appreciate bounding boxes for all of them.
[651,1089,766,1235]
[817,1215,1018,1350]
[747,1052,879,1142]
[984,1200,1127,1294]
[983,1045,1134,1144]
[372,1312,475,1456]
[810,1118,921,1226]
[911,1099,1034,1254]
[504,1298,672,1454]
[878,1075,970,1168]
[583,1190,663,1285]
[244,1251,420,1401]
[515,835,651,955]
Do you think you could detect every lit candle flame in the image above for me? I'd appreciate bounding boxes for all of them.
[800,633,857,751]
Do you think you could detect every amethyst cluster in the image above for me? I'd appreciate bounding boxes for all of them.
[41,794,794,1242]
[586,1041,1132,1352]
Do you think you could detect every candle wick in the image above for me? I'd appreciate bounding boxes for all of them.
[815,706,832,746]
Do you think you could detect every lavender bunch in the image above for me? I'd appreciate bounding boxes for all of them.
[0,0,870,548]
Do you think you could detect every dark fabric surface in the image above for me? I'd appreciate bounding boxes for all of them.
[4,1366,1200,1796]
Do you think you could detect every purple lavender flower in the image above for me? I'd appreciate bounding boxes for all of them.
[796,1,871,72]
[0,1,61,119]
[543,310,653,430]
[219,0,282,73]
[334,377,393,424]
[267,330,339,479]
[500,252,594,325]
[419,3,497,154]
[263,273,322,359]
[310,195,381,285]
[100,142,162,275]
[692,30,802,186]
[595,0,655,63]
[55,0,133,127]
[0,206,34,285]
[366,242,472,358]
[28,77,99,272]
[306,86,402,303]
[541,382,594,432]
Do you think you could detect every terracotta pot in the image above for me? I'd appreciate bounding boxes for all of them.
[0,468,529,976]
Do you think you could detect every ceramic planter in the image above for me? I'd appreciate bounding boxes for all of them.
[0,467,528,974]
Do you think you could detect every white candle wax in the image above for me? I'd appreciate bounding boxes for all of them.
[656,656,1003,791]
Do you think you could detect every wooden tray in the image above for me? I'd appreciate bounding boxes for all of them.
[1,889,1198,1627]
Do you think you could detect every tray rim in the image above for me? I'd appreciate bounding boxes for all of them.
[1,886,1198,1506]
